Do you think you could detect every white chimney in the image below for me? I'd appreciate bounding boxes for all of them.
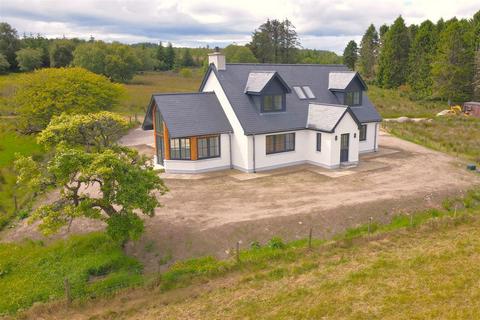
[208,47,226,70]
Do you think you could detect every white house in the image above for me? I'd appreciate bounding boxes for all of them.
[142,50,381,174]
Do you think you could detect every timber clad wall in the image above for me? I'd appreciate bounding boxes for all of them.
[163,126,170,160]
[191,137,198,160]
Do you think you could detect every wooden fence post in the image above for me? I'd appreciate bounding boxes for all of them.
[64,278,72,307]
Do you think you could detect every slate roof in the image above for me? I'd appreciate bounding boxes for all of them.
[199,63,381,135]
[142,92,233,138]
[244,71,276,94]
[307,103,360,132]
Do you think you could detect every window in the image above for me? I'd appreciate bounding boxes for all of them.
[198,135,220,159]
[266,133,295,154]
[316,133,322,151]
[359,125,367,141]
[293,86,307,99]
[345,91,361,106]
[170,138,191,160]
[262,94,284,112]
[302,86,315,99]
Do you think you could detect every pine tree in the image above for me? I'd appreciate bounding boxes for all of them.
[432,19,475,102]
[358,24,379,80]
[343,40,358,70]
[156,41,166,70]
[164,42,175,70]
[377,16,411,88]
[407,20,437,99]
[474,49,480,100]
[181,48,194,67]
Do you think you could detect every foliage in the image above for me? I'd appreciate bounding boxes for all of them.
[432,19,475,102]
[248,19,300,63]
[20,34,51,67]
[0,53,9,72]
[164,42,175,70]
[222,45,257,63]
[156,41,166,70]
[37,111,130,151]
[15,48,43,71]
[49,39,76,67]
[14,145,167,244]
[0,233,143,315]
[179,68,192,78]
[0,22,21,71]
[133,45,157,71]
[407,20,437,99]
[383,116,480,163]
[358,24,379,80]
[342,40,358,70]
[73,41,141,82]
[14,67,123,132]
[474,50,480,100]
[377,16,411,88]
[297,49,342,64]
[181,48,194,67]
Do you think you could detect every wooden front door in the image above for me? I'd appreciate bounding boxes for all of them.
[340,133,349,163]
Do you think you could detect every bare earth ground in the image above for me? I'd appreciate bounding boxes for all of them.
[2,130,480,272]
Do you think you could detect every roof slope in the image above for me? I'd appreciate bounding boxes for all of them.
[244,71,275,93]
[200,63,381,135]
[143,92,233,138]
[307,104,351,132]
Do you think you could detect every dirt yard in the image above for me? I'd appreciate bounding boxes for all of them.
[3,130,479,272]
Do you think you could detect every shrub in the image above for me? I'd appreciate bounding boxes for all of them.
[180,68,192,78]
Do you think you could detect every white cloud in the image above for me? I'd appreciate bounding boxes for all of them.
[1,0,478,53]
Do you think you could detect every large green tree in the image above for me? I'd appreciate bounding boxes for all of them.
[164,42,175,70]
[0,53,10,72]
[181,48,194,67]
[223,44,257,63]
[248,19,300,63]
[14,67,123,133]
[49,39,76,67]
[377,16,411,88]
[21,34,50,67]
[431,19,475,102]
[474,49,480,100]
[15,48,43,71]
[38,112,129,151]
[343,40,358,70]
[358,24,379,80]
[0,22,21,71]
[407,20,437,99]
[15,145,167,244]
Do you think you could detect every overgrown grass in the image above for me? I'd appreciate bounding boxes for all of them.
[368,85,446,118]
[0,233,143,315]
[383,116,480,163]
[115,70,203,115]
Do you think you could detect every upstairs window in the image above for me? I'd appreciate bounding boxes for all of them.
[170,138,191,160]
[262,94,284,112]
[198,135,220,159]
[266,133,295,154]
[345,91,361,106]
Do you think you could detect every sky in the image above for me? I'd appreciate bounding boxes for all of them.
[1,0,478,54]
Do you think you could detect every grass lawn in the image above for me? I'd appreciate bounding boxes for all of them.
[115,70,203,116]
[383,116,480,164]
[368,85,446,118]
[0,233,143,315]
[15,189,480,319]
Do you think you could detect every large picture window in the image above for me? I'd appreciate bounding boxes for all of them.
[262,94,284,112]
[198,135,220,159]
[170,138,191,160]
[345,91,361,106]
[266,133,295,154]
[359,124,367,141]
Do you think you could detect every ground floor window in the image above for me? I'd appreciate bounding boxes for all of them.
[359,124,367,141]
[170,138,191,160]
[198,135,220,159]
[316,133,321,151]
[266,132,295,154]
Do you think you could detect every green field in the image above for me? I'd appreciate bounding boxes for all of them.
[15,189,480,319]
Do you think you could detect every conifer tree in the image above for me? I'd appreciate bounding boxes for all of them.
[156,41,166,70]
[343,40,358,70]
[164,42,175,70]
[358,24,378,80]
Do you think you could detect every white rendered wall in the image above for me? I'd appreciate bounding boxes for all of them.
[164,133,231,173]
[328,112,360,166]
[201,72,251,171]
[359,122,379,153]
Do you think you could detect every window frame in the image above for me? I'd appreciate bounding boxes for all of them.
[316,132,322,152]
[261,94,285,113]
[169,137,191,160]
[359,124,367,141]
[197,135,221,160]
[344,91,362,106]
[266,133,295,155]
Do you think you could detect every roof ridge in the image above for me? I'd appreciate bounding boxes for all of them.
[226,63,346,67]
[152,92,214,96]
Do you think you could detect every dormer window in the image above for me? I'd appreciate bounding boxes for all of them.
[262,94,284,112]
[345,91,361,106]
